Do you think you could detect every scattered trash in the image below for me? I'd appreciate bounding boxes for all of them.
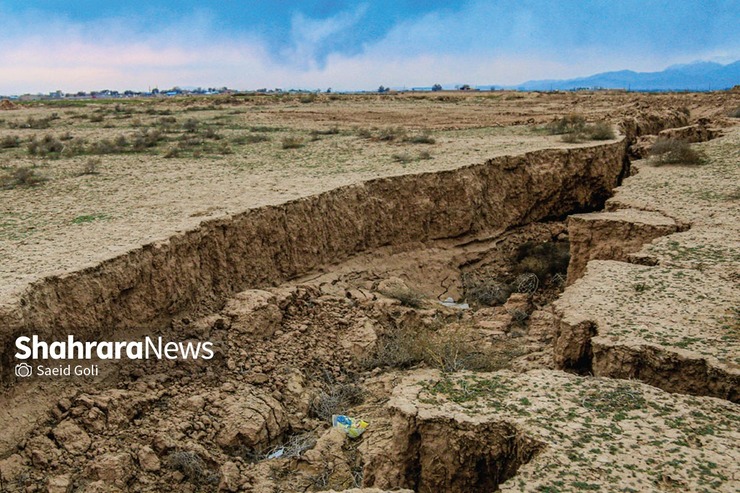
[266,448,285,459]
[440,297,470,310]
[332,415,369,438]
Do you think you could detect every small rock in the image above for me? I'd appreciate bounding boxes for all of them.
[218,461,241,492]
[138,446,161,472]
[47,474,71,493]
[52,420,92,455]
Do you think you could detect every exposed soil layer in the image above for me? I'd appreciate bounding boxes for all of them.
[362,369,740,493]
[0,139,628,386]
[555,126,740,401]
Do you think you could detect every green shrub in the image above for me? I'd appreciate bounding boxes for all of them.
[650,137,706,166]
[546,114,587,135]
[588,121,616,140]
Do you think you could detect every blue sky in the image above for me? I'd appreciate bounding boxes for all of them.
[0,0,738,94]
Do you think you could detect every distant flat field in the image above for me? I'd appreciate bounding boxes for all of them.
[0,91,734,298]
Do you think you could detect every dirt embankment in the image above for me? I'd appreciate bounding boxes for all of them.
[0,140,628,386]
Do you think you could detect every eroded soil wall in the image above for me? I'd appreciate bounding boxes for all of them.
[0,141,628,385]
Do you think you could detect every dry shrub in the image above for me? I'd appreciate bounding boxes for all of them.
[514,241,570,279]
[588,121,616,140]
[465,279,512,306]
[166,450,219,485]
[0,135,20,148]
[650,137,706,166]
[376,126,407,141]
[405,132,436,144]
[310,384,365,422]
[727,107,740,118]
[281,136,304,149]
[365,321,525,373]
[547,114,614,141]
[79,157,101,176]
[546,114,586,135]
[1,166,47,189]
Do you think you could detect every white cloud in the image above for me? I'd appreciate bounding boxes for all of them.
[0,2,736,94]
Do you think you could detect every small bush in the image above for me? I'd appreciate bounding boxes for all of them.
[650,138,706,166]
[281,136,304,149]
[79,157,101,175]
[182,118,199,133]
[355,127,373,139]
[728,107,740,118]
[514,241,570,279]
[166,451,218,485]
[233,134,270,144]
[587,121,615,140]
[465,279,512,306]
[418,150,432,160]
[0,135,20,148]
[88,113,104,123]
[299,93,317,104]
[377,126,407,142]
[310,384,365,422]
[163,146,180,158]
[391,153,413,164]
[0,166,47,189]
[546,114,586,135]
[27,135,64,157]
[405,132,436,144]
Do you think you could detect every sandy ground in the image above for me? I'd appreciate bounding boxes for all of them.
[1,91,736,300]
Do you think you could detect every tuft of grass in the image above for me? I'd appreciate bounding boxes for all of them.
[0,166,47,189]
[377,126,407,142]
[166,450,219,485]
[281,135,304,149]
[727,106,740,118]
[71,213,106,224]
[233,134,271,144]
[405,132,436,144]
[650,137,706,166]
[392,153,413,164]
[0,135,20,148]
[547,114,614,142]
[78,157,101,176]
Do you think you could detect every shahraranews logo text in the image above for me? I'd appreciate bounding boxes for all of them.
[15,335,214,361]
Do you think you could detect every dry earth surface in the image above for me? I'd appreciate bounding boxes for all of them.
[0,91,738,492]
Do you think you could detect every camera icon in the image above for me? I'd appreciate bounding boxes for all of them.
[15,363,33,378]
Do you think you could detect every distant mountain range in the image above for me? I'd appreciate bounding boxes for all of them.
[512,61,740,91]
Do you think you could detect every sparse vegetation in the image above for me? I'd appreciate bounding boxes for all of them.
[546,114,615,142]
[166,450,219,485]
[310,383,365,422]
[650,137,706,166]
[78,157,101,176]
[0,166,47,189]
[281,135,304,149]
[0,135,20,148]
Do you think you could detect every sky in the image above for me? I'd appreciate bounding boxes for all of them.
[0,0,738,94]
